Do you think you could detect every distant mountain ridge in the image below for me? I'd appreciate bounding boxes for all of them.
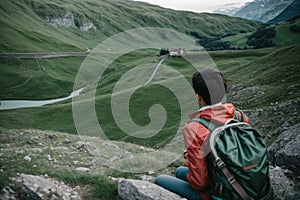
[213,3,243,16]
[234,0,294,22]
[269,0,300,23]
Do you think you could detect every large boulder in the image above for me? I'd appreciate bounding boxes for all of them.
[269,166,299,200]
[118,179,184,200]
[268,123,300,175]
[1,174,82,200]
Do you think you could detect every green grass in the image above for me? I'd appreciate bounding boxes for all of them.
[0,57,84,100]
[221,33,252,48]
[0,51,195,148]
[273,18,300,46]
[220,17,300,49]
[212,45,300,104]
[1,46,299,147]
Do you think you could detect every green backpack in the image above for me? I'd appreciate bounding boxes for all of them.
[192,110,273,200]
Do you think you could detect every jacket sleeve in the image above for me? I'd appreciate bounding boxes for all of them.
[183,122,210,190]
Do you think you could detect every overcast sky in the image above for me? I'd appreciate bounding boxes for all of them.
[133,0,254,13]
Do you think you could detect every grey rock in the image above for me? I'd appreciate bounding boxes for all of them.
[23,155,31,162]
[269,166,296,200]
[46,11,96,32]
[109,176,125,182]
[268,123,300,175]
[118,179,184,200]
[139,175,154,182]
[80,21,96,32]
[74,141,89,150]
[64,138,71,144]
[15,174,81,200]
[28,136,40,145]
[20,184,42,200]
[46,133,58,139]
[46,11,76,29]
[0,186,13,200]
[75,167,90,172]
[46,154,52,161]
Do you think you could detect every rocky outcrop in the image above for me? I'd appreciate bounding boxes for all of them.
[268,123,300,175]
[269,166,299,200]
[46,11,96,32]
[80,21,96,32]
[46,11,76,29]
[0,174,81,200]
[228,84,299,146]
[118,179,185,200]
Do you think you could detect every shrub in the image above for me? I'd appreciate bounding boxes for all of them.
[247,27,276,48]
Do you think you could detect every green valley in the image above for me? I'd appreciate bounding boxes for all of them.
[0,0,300,199]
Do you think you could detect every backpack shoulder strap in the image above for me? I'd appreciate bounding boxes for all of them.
[234,109,245,122]
[191,117,216,132]
[217,159,254,200]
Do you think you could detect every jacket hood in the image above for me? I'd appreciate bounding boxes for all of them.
[189,103,236,125]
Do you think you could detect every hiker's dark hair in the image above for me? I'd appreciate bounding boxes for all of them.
[192,68,227,105]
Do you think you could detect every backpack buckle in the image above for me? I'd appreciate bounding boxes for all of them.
[228,176,236,184]
[216,158,225,169]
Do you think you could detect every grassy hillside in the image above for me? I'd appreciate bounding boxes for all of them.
[1,46,299,148]
[0,0,260,53]
[211,46,300,104]
[273,17,300,46]
[0,50,191,148]
[221,17,300,49]
[0,57,84,100]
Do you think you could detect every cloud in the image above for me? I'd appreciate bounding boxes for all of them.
[224,3,244,6]
[132,0,252,13]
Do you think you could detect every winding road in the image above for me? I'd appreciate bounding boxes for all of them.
[0,52,89,58]
[144,55,169,85]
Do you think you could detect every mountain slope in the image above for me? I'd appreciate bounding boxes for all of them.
[213,4,242,16]
[234,0,294,22]
[268,0,300,23]
[0,0,261,53]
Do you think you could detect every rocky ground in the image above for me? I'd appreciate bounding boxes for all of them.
[228,84,300,143]
[0,129,99,199]
[0,129,175,199]
[1,122,299,199]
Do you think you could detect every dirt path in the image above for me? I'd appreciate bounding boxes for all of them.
[144,55,169,85]
[0,52,89,58]
[1,75,32,91]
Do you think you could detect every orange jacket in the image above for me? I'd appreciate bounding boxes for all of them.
[183,103,249,200]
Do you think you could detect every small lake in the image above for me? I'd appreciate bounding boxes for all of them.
[0,88,84,110]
